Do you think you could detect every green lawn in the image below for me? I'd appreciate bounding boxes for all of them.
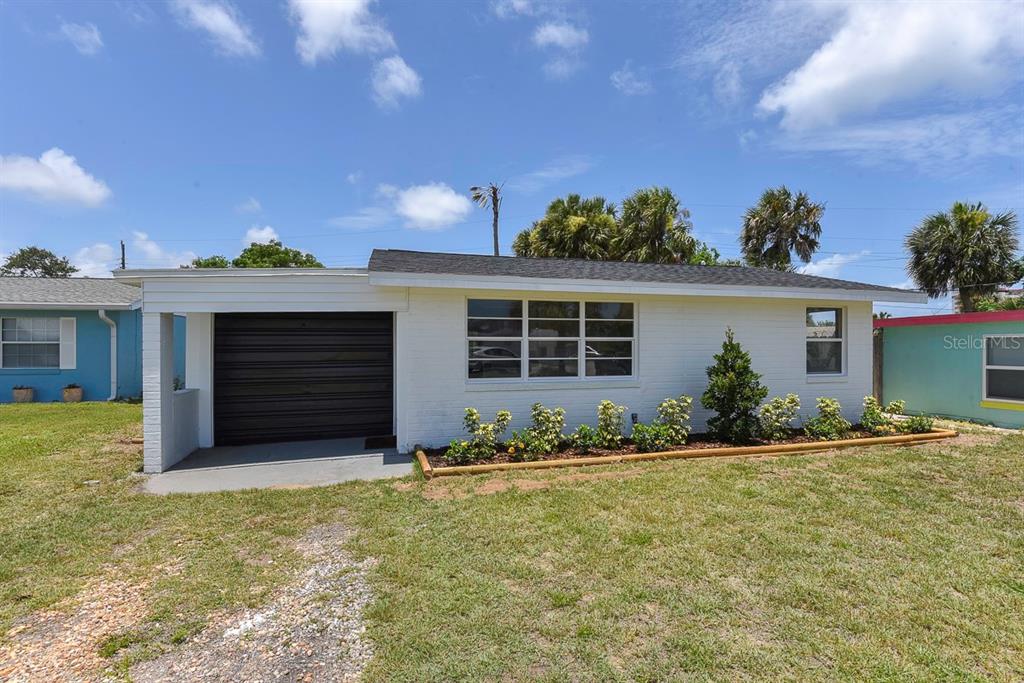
[1,402,1022,680]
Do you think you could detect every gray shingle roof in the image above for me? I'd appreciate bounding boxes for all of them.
[368,249,912,294]
[0,277,140,306]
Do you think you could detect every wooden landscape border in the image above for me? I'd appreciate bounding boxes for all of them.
[415,428,958,479]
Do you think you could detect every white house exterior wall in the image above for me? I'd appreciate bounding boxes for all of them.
[394,287,873,451]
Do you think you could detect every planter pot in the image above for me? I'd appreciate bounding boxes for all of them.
[63,387,83,403]
[12,388,34,403]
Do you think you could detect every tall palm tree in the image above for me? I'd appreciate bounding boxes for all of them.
[614,186,697,263]
[740,186,824,271]
[906,202,1021,312]
[470,183,503,256]
[513,194,618,259]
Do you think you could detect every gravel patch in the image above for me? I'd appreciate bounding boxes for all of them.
[130,520,376,682]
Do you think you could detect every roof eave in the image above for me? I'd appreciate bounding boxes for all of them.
[0,302,136,310]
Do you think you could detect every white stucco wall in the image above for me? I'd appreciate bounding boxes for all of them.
[395,288,873,451]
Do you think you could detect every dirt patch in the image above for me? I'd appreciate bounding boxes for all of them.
[0,570,161,682]
[130,520,376,682]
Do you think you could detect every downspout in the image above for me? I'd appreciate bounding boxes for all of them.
[98,309,117,401]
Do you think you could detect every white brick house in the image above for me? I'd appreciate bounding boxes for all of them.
[114,249,926,473]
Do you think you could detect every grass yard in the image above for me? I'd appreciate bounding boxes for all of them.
[1,402,1022,680]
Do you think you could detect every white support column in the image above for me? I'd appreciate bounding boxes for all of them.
[394,310,408,452]
[143,312,175,473]
[185,312,215,448]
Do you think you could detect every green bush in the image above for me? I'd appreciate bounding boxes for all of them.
[631,422,675,453]
[525,402,566,454]
[901,414,934,434]
[861,396,910,435]
[654,395,692,444]
[444,408,512,464]
[570,424,598,453]
[758,393,800,441]
[701,328,769,444]
[804,397,852,441]
[596,400,627,449]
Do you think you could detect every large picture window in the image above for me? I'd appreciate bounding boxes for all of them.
[984,335,1024,403]
[1,317,61,368]
[806,307,843,374]
[467,299,635,381]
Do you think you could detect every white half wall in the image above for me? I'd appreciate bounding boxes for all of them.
[185,312,214,447]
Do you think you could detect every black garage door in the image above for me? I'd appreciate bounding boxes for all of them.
[214,312,393,446]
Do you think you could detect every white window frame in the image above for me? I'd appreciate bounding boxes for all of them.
[982,333,1024,404]
[0,317,67,370]
[465,297,637,383]
[805,306,846,377]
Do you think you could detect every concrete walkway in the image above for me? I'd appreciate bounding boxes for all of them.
[144,437,412,494]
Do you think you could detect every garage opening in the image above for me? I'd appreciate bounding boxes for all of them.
[213,312,393,446]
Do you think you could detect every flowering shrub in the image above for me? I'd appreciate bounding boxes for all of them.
[525,402,566,454]
[631,422,674,453]
[803,397,851,441]
[505,431,533,462]
[596,400,627,448]
[570,424,598,453]
[757,393,801,441]
[654,395,692,444]
[901,414,934,434]
[444,408,512,464]
[861,397,911,435]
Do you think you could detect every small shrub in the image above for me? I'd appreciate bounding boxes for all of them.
[654,395,692,444]
[570,424,598,453]
[596,400,627,449]
[701,328,769,444]
[444,408,512,464]
[901,414,934,434]
[885,399,906,416]
[804,397,852,441]
[861,396,911,435]
[525,402,566,454]
[504,432,531,462]
[758,393,800,441]
[631,422,674,453]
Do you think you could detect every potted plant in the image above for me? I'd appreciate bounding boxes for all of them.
[62,383,83,403]
[12,386,34,403]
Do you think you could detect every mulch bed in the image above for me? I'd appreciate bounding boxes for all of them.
[422,429,874,469]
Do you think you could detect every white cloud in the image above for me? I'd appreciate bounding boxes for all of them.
[542,56,582,80]
[798,250,869,278]
[492,0,535,19]
[610,61,653,96]
[371,56,422,108]
[329,206,392,230]
[235,196,262,213]
[288,0,395,65]
[532,22,588,50]
[712,61,742,107]
[507,155,593,193]
[172,0,260,58]
[244,225,278,244]
[58,22,103,55]
[72,243,117,278]
[0,148,111,206]
[758,1,1024,130]
[131,231,197,268]
[346,171,363,184]
[389,182,471,230]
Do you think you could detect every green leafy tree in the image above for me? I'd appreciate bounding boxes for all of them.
[188,255,231,268]
[470,183,503,256]
[189,241,323,269]
[513,194,618,259]
[615,186,700,263]
[701,328,769,444]
[740,186,824,270]
[906,202,1021,312]
[1,246,77,277]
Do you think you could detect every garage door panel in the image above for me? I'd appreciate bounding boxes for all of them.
[214,312,393,445]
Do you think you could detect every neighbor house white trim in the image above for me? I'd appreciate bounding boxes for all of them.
[97,309,117,400]
[982,333,1024,405]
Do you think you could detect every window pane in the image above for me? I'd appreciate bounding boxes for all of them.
[586,341,631,358]
[528,301,579,319]
[2,342,59,368]
[987,369,1024,401]
[468,299,521,318]
[807,308,842,339]
[468,359,521,379]
[468,318,522,337]
[528,320,579,337]
[986,336,1024,367]
[469,341,521,359]
[586,358,632,376]
[806,340,842,374]
[585,320,633,338]
[585,302,633,320]
[529,340,578,358]
[529,359,578,377]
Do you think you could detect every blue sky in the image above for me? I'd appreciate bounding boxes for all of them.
[1,0,1022,316]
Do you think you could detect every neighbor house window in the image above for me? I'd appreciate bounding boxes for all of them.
[467,299,635,380]
[806,307,843,374]
[1,317,60,368]
[984,335,1024,403]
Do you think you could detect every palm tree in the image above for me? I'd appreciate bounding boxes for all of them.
[470,183,503,256]
[740,186,824,270]
[614,186,697,263]
[512,194,618,259]
[906,202,1021,312]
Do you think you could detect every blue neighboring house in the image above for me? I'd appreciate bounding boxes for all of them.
[0,278,185,403]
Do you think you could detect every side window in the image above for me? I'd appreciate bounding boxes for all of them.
[806,307,843,374]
